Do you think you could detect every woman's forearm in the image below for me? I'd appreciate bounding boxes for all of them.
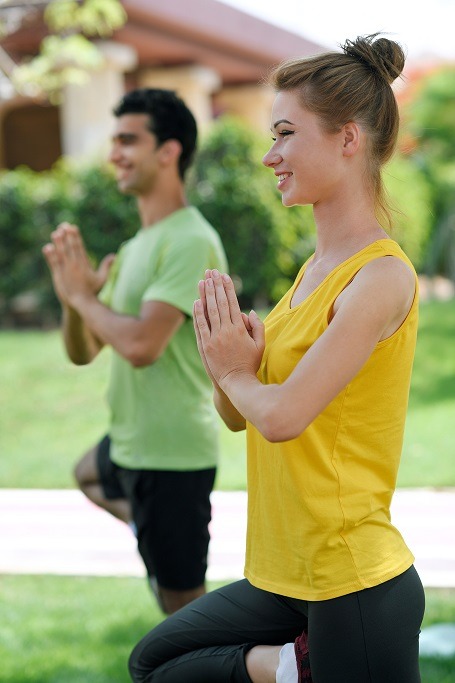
[213,385,246,431]
[220,372,286,442]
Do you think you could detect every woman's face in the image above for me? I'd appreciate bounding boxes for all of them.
[262,90,346,208]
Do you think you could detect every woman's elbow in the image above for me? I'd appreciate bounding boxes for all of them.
[225,418,246,432]
[260,424,301,443]
[257,408,305,443]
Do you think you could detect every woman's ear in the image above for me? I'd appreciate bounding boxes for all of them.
[342,121,361,157]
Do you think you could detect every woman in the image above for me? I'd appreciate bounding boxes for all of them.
[128,34,425,683]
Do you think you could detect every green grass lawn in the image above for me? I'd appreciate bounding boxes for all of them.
[0,575,453,683]
[0,328,247,490]
[0,299,454,681]
[1,298,454,490]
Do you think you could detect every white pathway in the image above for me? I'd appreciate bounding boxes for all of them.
[1,488,454,587]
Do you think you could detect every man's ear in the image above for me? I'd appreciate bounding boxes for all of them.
[342,121,361,157]
[158,139,182,167]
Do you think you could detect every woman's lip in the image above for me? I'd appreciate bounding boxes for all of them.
[277,172,293,189]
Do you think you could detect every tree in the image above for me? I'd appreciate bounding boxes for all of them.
[405,66,455,279]
[384,154,433,271]
[0,0,127,102]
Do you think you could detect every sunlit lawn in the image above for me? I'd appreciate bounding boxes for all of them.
[0,299,454,490]
[0,299,454,681]
[0,576,453,683]
[0,328,247,490]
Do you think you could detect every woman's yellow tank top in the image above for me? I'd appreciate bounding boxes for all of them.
[244,239,418,600]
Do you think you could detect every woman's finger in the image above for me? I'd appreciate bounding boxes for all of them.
[248,310,265,354]
[193,307,216,384]
[211,270,232,325]
[221,273,243,324]
[241,312,252,333]
[198,279,211,329]
[193,298,212,342]
[204,278,221,332]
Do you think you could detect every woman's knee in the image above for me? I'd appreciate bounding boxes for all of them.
[128,633,159,683]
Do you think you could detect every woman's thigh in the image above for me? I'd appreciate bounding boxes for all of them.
[308,566,425,683]
[129,579,308,682]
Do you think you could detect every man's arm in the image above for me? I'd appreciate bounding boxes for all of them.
[44,222,185,366]
[42,223,114,365]
[68,295,184,367]
[61,305,104,365]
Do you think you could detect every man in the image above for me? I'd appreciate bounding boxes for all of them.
[43,88,227,614]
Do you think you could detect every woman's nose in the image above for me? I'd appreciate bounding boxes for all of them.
[262,146,281,168]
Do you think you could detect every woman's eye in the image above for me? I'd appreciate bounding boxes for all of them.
[271,130,294,141]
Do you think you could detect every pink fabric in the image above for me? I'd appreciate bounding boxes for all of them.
[294,631,312,682]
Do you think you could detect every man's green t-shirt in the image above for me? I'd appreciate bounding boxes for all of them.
[99,206,227,471]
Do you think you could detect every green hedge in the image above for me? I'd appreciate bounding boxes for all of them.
[0,161,138,324]
[0,116,434,326]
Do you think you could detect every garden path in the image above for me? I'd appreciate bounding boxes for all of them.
[1,488,454,587]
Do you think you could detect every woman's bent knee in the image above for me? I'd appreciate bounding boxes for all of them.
[128,638,151,683]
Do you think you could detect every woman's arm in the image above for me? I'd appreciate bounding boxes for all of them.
[194,259,415,442]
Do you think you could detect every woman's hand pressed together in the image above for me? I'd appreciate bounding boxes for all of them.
[193,269,265,390]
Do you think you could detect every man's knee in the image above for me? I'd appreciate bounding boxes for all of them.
[74,445,98,488]
[152,581,206,615]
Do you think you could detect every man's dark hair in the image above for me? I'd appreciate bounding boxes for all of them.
[113,88,198,180]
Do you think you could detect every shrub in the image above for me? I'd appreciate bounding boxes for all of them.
[0,115,436,325]
[0,161,137,324]
[384,155,433,270]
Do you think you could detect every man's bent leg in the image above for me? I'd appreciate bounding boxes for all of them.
[151,580,206,615]
[129,468,216,613]
[74,436,132,524]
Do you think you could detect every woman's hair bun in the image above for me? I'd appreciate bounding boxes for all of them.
[342,33,406,84]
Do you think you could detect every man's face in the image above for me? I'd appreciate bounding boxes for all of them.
[109,114,161,195]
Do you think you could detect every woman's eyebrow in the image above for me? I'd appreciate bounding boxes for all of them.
[272,118,295,130]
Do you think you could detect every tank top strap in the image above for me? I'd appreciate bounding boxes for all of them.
[326,239,416,300]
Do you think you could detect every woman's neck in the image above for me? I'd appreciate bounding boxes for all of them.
[311,193,388,263]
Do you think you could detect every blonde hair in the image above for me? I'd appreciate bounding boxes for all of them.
[269,34,405,227]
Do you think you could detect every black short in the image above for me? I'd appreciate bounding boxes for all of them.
[96,435,216,591]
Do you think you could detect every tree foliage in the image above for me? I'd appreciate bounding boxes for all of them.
[405,66,455,278]
[0,160,138,324]
[7,0,127,102]
[384,155,433,271]
[0,113,443,327]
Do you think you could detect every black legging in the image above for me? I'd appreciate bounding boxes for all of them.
[129,565,425,682]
